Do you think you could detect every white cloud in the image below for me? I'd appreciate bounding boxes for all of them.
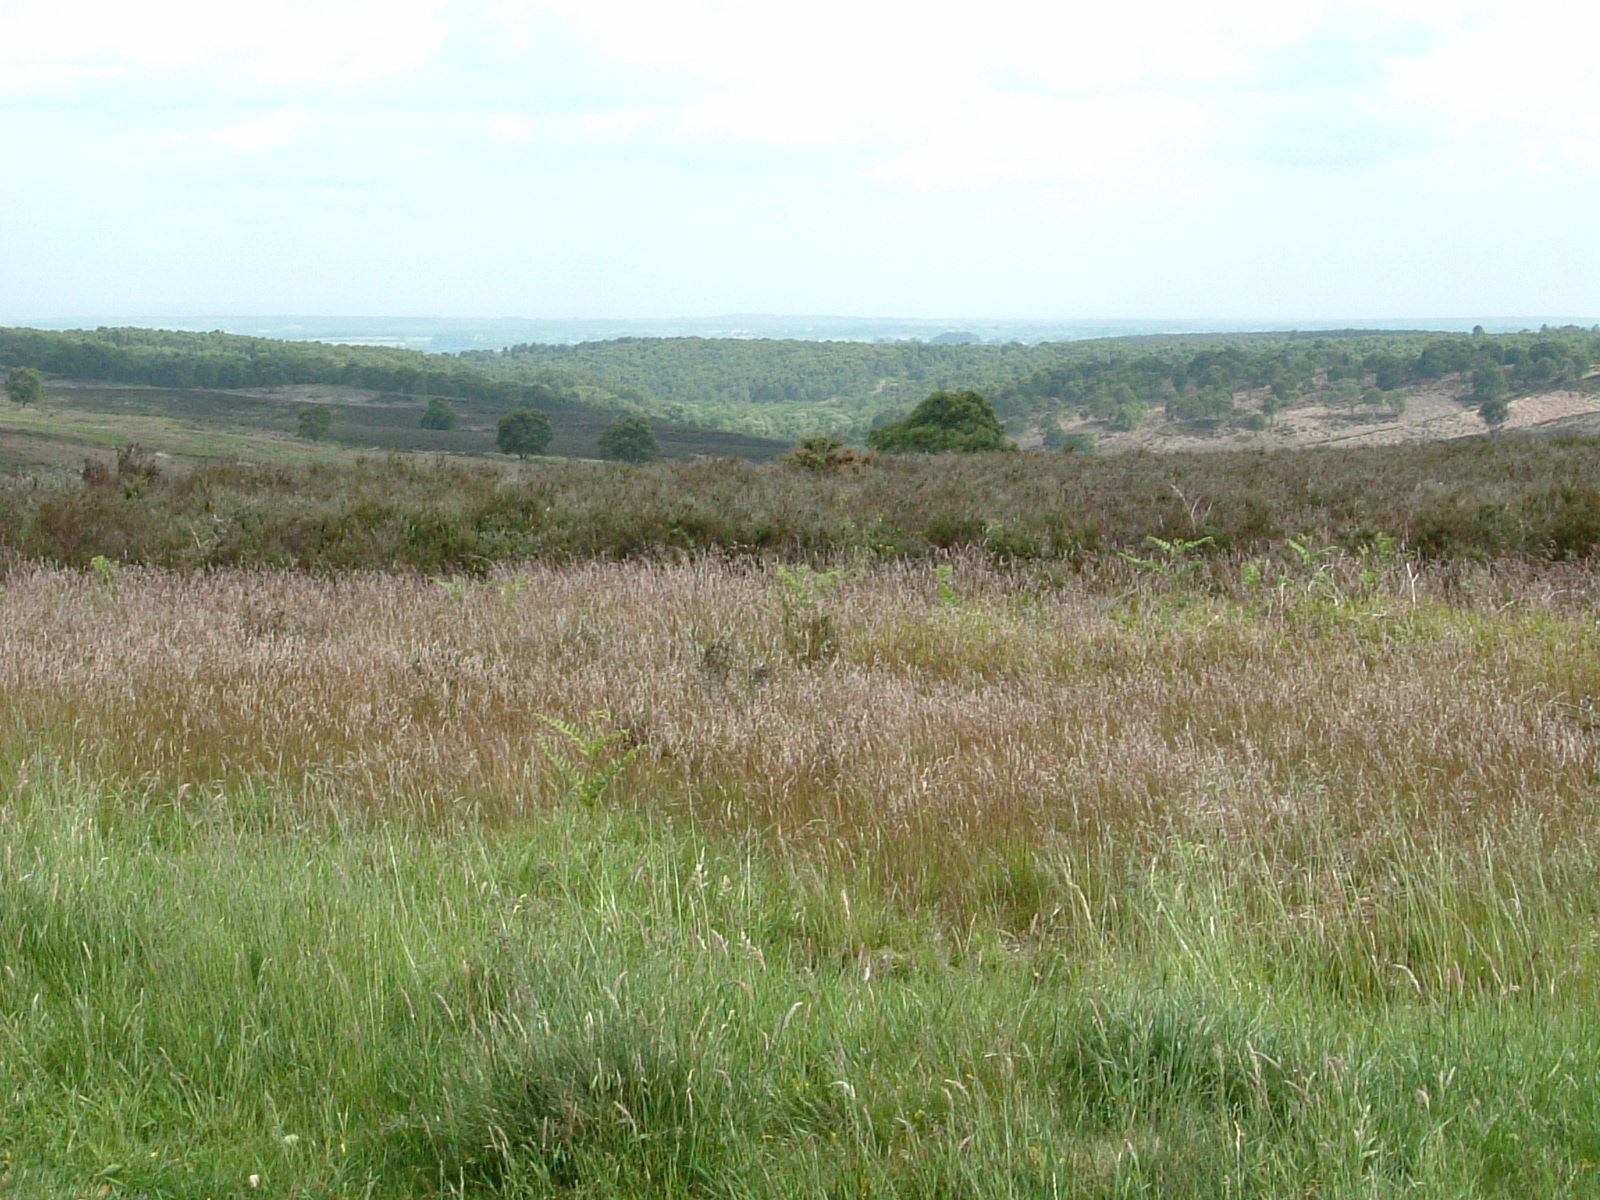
[482,0,1560,192]
[863,92,1217,190]
[0,0,455,92]
[151,110,314,154]
[5,0,1595,320]
[1386,4,1600,177]
[481,112,539,146]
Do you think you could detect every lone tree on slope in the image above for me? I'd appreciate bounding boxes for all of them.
[497,408,553,458]
[596,416,660,463]
[420,396,459,430]
[5,367,43,406]
[1479,396,1511,431]
[297,404,332,442]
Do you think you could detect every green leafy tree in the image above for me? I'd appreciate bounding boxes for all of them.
[1366,353,1407,390]
[1327,378,1363,408]
[1479,396,1510,430]
[496,407,553,458]
[420,397,458,430]
[1169,386,1234,421]
[1087,383,1138,421]
[1109,401,1147,432]
[1471,364,1509,404]
[297,404,332,442]
[866,389,1013,454]
[596,415,660,463]
[5,366,42,406]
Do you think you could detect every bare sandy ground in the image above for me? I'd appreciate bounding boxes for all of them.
[48,380,404,406]
[1049,377,1600,454]
[216,384,402,405]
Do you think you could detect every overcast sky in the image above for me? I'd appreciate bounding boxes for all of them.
[2,0,1597,323]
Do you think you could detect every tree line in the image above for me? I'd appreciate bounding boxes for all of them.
[470,327,1600,440]
[0,326,618,415]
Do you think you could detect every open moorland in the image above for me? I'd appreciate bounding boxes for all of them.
[3,326,1600,1197]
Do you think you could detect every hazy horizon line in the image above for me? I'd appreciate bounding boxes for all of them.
[8,311,1598,329]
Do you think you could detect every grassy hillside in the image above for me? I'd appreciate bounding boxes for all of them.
[0,380,788,476]
[0,326,793,465]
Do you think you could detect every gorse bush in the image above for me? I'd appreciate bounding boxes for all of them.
[784,434,875,473]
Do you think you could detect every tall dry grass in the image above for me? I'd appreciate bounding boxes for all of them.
[5,555,1595,895]
[6,556,1600,1196]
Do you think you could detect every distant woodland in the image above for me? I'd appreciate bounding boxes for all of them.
[475,326,1600,440]
[3,323,1598,445]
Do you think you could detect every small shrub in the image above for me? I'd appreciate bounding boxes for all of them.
[596,416,661,463]
[784,435,873,473]
[533,713,642,808]
[419,397,458,430]
[297,404,333,442]
[773,564,840,663]
[116,443,161,485]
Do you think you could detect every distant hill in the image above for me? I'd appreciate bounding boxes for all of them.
[472,326,1600,444]
[0,327,790,471]
[4,324,1597,472]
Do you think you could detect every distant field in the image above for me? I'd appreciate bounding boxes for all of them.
[0,380,790,475]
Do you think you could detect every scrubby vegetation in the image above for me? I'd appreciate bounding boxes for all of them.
[4,435,1599,570]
